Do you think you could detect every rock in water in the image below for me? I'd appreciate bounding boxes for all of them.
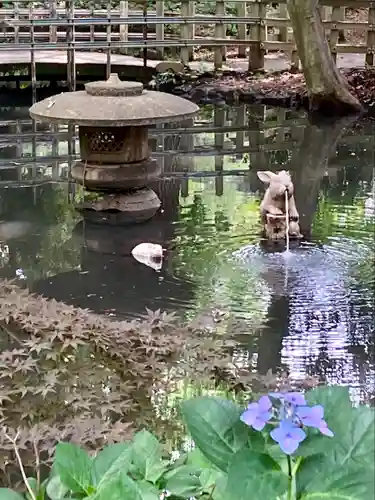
[131,242,164,271]
[0,221,33,241]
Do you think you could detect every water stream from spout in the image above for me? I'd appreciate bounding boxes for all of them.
[285,190,290,253]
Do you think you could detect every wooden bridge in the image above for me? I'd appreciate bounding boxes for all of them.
[0,0,372,89]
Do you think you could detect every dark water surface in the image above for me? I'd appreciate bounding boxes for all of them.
[0,102,374,404]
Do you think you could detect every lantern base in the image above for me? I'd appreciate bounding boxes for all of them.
[75,188,161,225]
[71,158,161,191]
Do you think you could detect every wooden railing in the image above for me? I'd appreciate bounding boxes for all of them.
[0,0,373,74]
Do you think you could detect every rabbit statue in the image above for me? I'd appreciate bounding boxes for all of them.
[257,170,302,240]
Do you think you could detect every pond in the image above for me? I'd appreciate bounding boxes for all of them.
[0,102,374,462]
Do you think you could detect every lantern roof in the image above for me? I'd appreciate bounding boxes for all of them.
[29,73,199,126]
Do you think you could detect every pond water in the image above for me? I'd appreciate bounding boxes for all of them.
[0,102,374,408]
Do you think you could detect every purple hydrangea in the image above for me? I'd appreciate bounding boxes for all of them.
[240,395,272,431]
[296,405,334,437]
[270,420,307,454]
[269,391,307,406]
[240,390,334,455]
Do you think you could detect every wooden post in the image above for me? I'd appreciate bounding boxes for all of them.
[319,4,330,40]
[278,3,288,42]
[51,123,59,180]
[330,5,343,64]
[248,0,265,71]
[119,0,128,55]
[248,105,266,169]
[214,106,225,196]
[66,0,75,91]
[290,2,299,72]
[29,5,36,101]
[366,4,375,66]
[276,108,287,142]
[180,177,189,198]
[155,0,164,59]
[180,0,190,65]
[106,2,112,79]
[188,0,195,61]
[13,0,19,44]
[31,114,37,181]
[15,121,22,166]
[90,1,95,44]
[215,0,225,70]
[50,0,57,43]
[291,34,299,72]
[237,1,247,58]
[68,124,76,183]
[235,104,246,159]
[156,123,165,171]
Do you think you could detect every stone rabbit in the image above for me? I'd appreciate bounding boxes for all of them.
[257,170,302,240]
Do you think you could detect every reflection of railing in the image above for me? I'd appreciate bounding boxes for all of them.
[0,0,372,81]
[0,106,373,160]
[0,106,374,199]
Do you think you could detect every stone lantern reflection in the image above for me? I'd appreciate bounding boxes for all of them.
[29,73,199,223]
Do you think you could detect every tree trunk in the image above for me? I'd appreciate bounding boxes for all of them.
[286,0,363,115]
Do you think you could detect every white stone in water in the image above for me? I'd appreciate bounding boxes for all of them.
[131,243,164,271]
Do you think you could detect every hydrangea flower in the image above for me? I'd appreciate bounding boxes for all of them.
[273,392,307,406]
[296,405,334,437]
[240,395,272,431]
[240,391,334,455]
[270,420,307,454]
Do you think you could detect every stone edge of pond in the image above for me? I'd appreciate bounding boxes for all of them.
[151,67,375,115]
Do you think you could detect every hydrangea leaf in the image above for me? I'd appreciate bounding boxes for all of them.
[298,457,374,500]
[54,442,93,495]
[181,397,249,472]
[0,490,25,500]
[92,443,132,487]
[225,449,288,500]
[90,474,159,500]
[131,430,168,483]
[164,465,202,498]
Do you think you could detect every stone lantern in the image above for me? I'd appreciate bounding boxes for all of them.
[29,73,199,223]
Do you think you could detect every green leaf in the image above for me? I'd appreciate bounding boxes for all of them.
[298,387,373,459]
[297,395,375,499]
[25,479,38,494]
[186,448,215,469]
[299,403,374,469]
[136,482,160,500]
[306,385,352,414]
[54,443,93,495]
[298,460,374,499]
[211,473,227,500]
[225,449,288,500]
[131,430,168,483]
[181,397,248,472]
[46,476,70,500]
[92,443,132,487]
[92,474,159,500]
[164,465,202,498]
[25,478,46,500]
[0,490,25,500]
[200,468,224,492]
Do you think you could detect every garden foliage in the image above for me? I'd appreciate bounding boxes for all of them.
[0,385,373,500]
